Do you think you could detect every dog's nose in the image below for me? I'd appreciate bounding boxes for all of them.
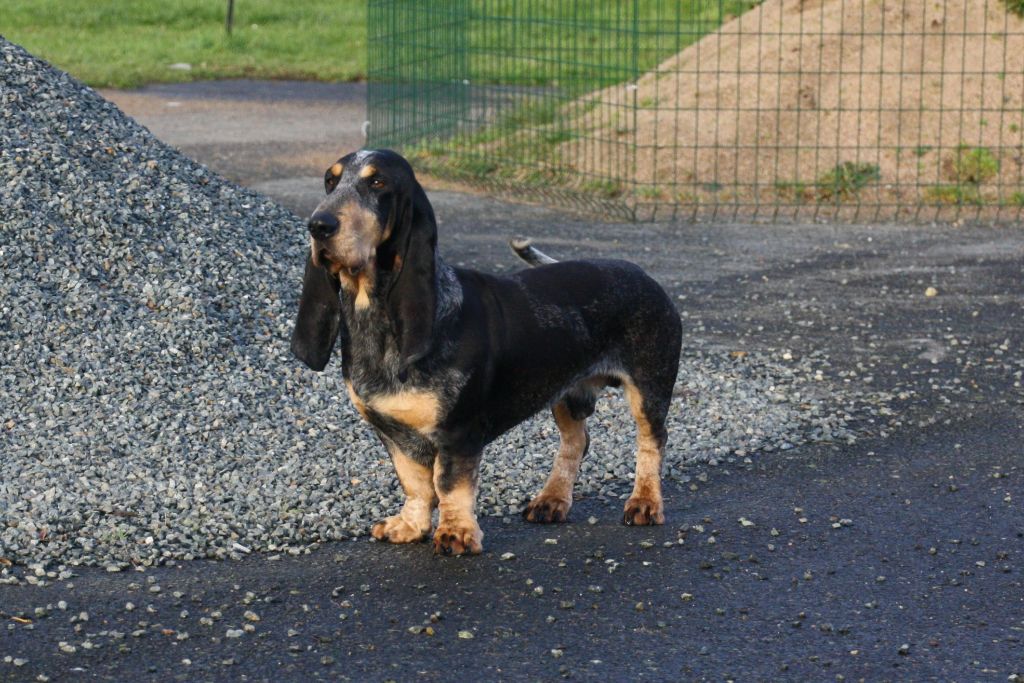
[308,212,339,241]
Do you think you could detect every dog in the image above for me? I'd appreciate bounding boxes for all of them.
[291,149,682,555]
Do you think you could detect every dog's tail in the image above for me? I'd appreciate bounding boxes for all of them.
[509,237,558,267]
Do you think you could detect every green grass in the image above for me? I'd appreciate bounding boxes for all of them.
[949,145,1000,185]
[580,179,626,199]
[0,0,365,87]
[459,0,759,90]
[924,144,1002,206]
[925,184,982,206]
[816,162,881,200]
[636,185,665,200]
[390,0,759,198]
[1003,0,1024,18]
[774,162,881,203]
[774,180,813,202]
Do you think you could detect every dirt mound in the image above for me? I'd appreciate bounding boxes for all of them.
[565,0,1024,209]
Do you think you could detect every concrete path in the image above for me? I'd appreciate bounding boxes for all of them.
[101,80,367,215]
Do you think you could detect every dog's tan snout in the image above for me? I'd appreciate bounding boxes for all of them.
[308,212,339,241]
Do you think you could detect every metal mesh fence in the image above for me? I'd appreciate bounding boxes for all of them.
[368,0,1024,223]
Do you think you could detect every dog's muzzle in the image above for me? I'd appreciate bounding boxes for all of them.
[308,212,339,241]
[308,212,367,276]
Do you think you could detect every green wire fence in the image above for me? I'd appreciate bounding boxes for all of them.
[368,0,1024,223]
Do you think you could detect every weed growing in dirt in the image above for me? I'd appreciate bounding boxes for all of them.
[580,179,625,199]
[816,162,882,200]
[1003,0,1024,18]
[774,180,813,202]
[949,145,1000,185]
[774,162,880,203]
[927,144,1001,205]
[925,184,982,206]
[636,186,665,200]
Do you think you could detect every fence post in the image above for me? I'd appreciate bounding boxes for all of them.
[226,0,235,36]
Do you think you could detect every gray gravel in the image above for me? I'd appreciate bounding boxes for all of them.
[0,39,884,571]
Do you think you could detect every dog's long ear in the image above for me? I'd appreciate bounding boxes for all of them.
[291,255,342,371]
[383,179,437,379]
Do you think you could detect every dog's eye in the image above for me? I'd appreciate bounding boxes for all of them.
[368,177,386,190]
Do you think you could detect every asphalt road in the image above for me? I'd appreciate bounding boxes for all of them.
[1,81,1022,682]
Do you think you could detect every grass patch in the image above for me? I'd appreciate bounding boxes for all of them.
[1009,192,1024,207]
[926,144,1001,206]
[816,162,881,200]
[374,0,758,201]
[636,185,665,200]
[774,180,813,203]
[948,145,1000,185]
[541,129,577,145]
[451,155,500,178]
[466,0,761,89]
[774,162,881,202]
[0,0,365,87]
[924,184,982,206]
[580,179,625,199]
[1003,0,1024,18]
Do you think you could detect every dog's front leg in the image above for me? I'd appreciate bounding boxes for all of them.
[431,452,484,555]
[371,443,437,544]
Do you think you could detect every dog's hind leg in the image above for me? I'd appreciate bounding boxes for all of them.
[620,376,671,525]
[523,389,595,523]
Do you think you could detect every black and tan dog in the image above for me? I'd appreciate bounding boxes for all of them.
[291,149,682,555]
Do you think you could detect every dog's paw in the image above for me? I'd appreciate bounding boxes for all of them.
[622,495,665,526]
[432,519,483,556]
[522,494,571,523]
[371,515,430,544]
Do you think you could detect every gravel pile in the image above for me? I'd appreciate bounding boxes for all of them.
[1,39,872,570]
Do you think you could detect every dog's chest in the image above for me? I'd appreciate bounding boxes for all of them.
[340,294,464,439]
[346,377,445,436]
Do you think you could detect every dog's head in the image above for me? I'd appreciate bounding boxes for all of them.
[291,149,438,375]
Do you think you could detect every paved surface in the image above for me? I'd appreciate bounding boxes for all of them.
[100,80,366,210]
[2,81,1023,681]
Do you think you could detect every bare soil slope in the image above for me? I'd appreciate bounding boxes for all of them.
[565,0,1024,206]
